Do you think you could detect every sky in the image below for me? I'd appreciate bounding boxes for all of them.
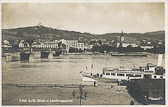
[2,3,165,34]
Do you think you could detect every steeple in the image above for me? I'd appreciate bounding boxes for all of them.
[119,30,125,47]
[121,30,123,37]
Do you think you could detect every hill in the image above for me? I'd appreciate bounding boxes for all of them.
[2,25,165,43]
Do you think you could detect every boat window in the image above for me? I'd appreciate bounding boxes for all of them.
[160,76,163,78]
[145,67,149,70]
[126,74,134,77]
[134,75,141,77]
[145,71,153,73]
[154,76,156,78]
[106,73,110,75]
[111,73,115,75]
[117,74,124,76]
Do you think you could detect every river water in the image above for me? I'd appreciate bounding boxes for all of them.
[2,54,165,85]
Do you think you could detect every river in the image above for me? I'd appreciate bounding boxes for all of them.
[2,54,165,85]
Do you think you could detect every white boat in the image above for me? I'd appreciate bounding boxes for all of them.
[80,54,165,82]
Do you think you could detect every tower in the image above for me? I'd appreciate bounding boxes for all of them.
[119,30,125,47]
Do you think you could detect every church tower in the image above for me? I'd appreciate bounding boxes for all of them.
[119,30,125,47]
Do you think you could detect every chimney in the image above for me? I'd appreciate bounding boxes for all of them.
[157,54,163,66]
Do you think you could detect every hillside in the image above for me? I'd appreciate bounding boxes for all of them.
[2,25,165,43]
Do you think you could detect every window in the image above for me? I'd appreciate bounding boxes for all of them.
[111,73,115,75]
[117,74,124,76]
[126,74,134,77]
[154,76,156,78]
[134,75,141,77]
[106,73,110,75]
[160,76,163,78]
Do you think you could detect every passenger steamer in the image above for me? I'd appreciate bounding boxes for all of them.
[80,54,165,82]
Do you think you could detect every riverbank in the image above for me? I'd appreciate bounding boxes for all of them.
[2,82,140,105]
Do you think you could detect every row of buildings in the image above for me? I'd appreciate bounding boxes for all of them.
[18,39,86,53]
[2,30,164,53]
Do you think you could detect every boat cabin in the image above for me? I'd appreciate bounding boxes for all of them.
[102,67,144,80]
[140,63,157,74]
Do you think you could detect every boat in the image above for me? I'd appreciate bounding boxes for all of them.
[80,54,165,82]
[111,52,148,56]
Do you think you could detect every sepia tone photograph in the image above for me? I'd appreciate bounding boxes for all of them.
[1,0,166,106]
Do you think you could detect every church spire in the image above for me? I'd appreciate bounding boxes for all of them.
[119,30,125,47]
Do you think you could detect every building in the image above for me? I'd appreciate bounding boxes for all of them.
[41,41,59,48]
[32,42,41,48]
[121,42,139,47]
[140,45,154,50]
[32,40,59,49]
[84,44,94,50]
[2,40,12,48]
[77,43,84,50]
[19,40,30,48]
[59,39,67,44]
[119,30,125,47]
[66,40,78,49]
[3,40,10,45]
[117,30,139,48]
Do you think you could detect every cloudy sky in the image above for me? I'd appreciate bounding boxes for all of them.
[2,3,165,34]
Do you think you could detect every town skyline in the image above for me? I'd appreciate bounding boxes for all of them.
[2,3,165,34]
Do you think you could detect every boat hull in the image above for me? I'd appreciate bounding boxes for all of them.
[82,76,97,82]
[82,76,118,83]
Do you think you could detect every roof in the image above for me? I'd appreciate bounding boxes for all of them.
[133,79,165,91]
[103,67,142,74]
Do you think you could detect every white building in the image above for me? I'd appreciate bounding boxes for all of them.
[41,41,59,48]
[63,40,85,52]
[3,40,10,45]
[32,42,41,48]
[19,40,30,48]
[117,42,138,48]
[59,39,67,44]
[66,40,78,49]
[84,44,94,50]
[140,45,154,50]
[77,43,84,50]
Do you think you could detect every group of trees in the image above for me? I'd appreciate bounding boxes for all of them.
[69,47,84,53]
[68,44,165,54]
[91,45,165,54]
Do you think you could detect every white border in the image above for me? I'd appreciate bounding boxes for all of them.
[0,0,167,3]
[0,0,167,107]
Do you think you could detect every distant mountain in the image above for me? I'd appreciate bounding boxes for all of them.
[2,25,165,43]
